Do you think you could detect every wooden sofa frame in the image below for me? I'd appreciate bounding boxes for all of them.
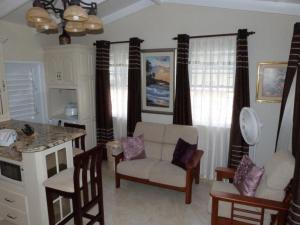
[113,150,204,204]
[210,167,292,225]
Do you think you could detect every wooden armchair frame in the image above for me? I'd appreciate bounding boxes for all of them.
[210,167,291,225]
[113,150,204,204]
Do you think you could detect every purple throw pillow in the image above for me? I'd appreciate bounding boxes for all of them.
[233,155,264,196]
[171,138,197,170]
[121,135,146,161]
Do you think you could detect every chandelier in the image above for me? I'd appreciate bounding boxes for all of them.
[26,0,103,36]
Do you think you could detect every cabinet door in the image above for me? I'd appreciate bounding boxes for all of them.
[45,52,64,86]
[45,50,76,88]
[0,43,10,122]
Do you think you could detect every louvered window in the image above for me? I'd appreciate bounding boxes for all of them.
[6,70,37,120]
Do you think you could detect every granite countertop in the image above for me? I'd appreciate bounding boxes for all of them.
[0,120,86,161]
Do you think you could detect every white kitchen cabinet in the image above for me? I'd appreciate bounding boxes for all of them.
[44,44,96,149]
[0,38,10,122]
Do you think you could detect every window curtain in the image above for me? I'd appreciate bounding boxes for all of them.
[110,43,129,139]
[276,23,300,155]
[189,36,236,179]
[282,22,300,225]
[127,37,142,136]
[173,34,192,125]
[227,29,250,169]
[95,40,114,156]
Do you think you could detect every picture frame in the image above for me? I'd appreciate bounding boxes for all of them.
[256,62,288,103]
[141,48,176,114]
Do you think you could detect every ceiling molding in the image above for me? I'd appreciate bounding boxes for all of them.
[0,0,29,18]
[102,0,154,25]
[164,0,300,16]
[151,0,164,4]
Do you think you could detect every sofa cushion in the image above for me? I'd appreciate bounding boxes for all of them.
[264,150,294,190]
[162,124,198,161]
[149,160,186,187]
[209,181,262,223]
[171,138,197,170]
[161,144,176,162]
[117,158,159,180]
[234,155,264,197]
[121,135,146,161]
[144,141,163,160]
[133,122,165,143]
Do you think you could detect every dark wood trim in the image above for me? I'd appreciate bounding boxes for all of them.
[215,167,236,181]
[172,31,255,40]
[115,150,204,204]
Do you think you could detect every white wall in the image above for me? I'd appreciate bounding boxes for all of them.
[39,3,299,166]
[0,20,43,61]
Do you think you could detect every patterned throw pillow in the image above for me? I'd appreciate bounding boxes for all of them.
[120,135,146,161]
[233,155,264,196]
[171,138,197,170]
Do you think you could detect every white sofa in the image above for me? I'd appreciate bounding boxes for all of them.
[112,122,204,204]
[209,150,295,225]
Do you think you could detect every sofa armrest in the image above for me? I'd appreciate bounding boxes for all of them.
[112,152,124,166]
[186,150,204,170]
[215,167,235,181]
[210,191,289,212]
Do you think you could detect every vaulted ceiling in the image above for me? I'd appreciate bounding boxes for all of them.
[1,0,300,26]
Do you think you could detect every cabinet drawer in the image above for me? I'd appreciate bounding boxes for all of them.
[0,203,28,225]
[0,188,27,212]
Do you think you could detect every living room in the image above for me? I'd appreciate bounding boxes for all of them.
[0,0,299,225]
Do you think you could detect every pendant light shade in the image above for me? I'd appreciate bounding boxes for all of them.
[26,6,51,24]
[36,19,58,32]
[65,21,85,33]
[84,15,103,31]
[64,5,88,22]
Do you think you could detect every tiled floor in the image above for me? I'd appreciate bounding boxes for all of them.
[92,162,212,225]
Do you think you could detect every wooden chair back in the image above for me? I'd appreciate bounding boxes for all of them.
[73,146,104,224]
[64,122,86,151]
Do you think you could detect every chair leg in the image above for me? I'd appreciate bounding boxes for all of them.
[211,198,219,225]
[115,174,120,188]
[185,170,193,204]
[195,162,200,184]
[46,188,56,225]
[72,196,83,225]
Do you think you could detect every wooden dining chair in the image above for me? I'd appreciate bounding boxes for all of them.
[64,122,86,155]
[44,146,105,225]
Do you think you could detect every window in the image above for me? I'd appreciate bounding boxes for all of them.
[5,62,46,123]
[189,37,236,128]
[109,44,129,138]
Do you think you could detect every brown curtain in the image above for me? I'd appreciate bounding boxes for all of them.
[228,29,250,169]
[289,62,300,225]
[127,37,142,136]
[173,34,192,125]
[285,22,300,225]
[275,23,300,154]
[95,40,114,157]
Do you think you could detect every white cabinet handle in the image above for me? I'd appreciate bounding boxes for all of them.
[6,214,17,220]
[4,198,15,203]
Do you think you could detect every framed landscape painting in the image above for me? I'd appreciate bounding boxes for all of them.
[256,62,288,103]
[141,48,175,114]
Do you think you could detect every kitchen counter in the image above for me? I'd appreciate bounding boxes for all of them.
[0,120,85,161]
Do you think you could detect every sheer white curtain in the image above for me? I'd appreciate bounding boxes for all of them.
[110,43,129,139]
[189,36,236,179]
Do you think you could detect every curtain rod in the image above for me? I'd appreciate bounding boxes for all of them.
[93,40,144,46]
[172,31,255,40]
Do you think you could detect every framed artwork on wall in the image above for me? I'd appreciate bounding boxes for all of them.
[141,48,176,114]
[256,62,288,103]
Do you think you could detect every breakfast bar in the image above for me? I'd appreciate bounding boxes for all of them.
[0,120,85,225]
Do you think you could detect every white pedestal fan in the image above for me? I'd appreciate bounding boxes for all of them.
[239,107,263,162]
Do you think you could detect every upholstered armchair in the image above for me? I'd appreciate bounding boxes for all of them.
[209,151,294,225]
